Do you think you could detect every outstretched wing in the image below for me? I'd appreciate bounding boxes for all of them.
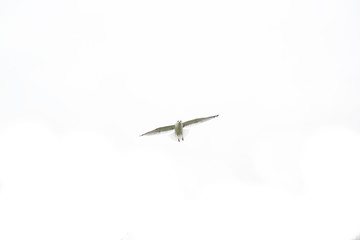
[183,115,219,128]
[140,125,175,136]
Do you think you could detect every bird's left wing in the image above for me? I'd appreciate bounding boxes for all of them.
[140,125,175,136]
[183,115,219,128]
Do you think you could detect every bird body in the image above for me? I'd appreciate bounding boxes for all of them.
[174,121,184,142]
[140,115,218,142]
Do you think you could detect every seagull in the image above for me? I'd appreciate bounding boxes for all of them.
[140,115,219,142]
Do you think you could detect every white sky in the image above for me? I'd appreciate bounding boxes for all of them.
[1,0,360,239]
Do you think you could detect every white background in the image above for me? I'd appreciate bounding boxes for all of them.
[1,0,360,239]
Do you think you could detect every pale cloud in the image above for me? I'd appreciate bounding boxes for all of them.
[1,0,360,239]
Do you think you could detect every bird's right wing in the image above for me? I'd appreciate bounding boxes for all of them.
[140,125,175,136]
[183,115,219,127]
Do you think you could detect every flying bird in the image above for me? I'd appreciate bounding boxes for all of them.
[140,115,219,142]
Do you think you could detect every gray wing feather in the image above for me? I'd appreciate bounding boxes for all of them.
[183,115,219,128]
[140,125,175,136]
